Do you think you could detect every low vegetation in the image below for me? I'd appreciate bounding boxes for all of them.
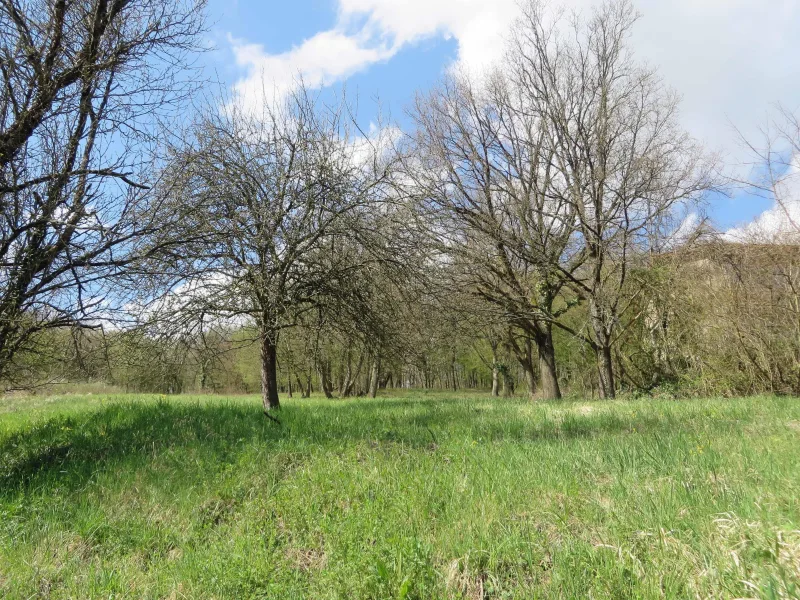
[2,392,798,599]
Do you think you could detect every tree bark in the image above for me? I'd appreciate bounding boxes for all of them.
[502,370,514,397]
[596,343,616,399]
[318,360,334,399]
[342,350,364,397]
[507,330,538,400]
[339,348,352,396]
[489,341,500,396]
[200,359,208,391]
[523,365,537,400]
[514,336,537,400]
[260,329,280,411]
[450,357,458,391]
[534,323,561,400]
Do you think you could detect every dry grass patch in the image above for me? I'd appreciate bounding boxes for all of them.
[285,546,327,572]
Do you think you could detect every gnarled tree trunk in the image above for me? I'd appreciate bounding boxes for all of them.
[508,331,537,400]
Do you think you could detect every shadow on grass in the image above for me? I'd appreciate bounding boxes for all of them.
[0,395,739,494]
[0,400,287,494]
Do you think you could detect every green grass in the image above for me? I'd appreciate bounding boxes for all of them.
[1,392,799,599]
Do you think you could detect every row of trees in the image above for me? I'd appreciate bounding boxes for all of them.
[32,236,800,401]
[2,0,798,407]
[402,0,715,400]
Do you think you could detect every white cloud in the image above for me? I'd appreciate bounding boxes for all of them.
[226,0,800,233]
[725,155,800,243]
[230,30,395,109]
[229,0,522,111]
[337,0,519,72]
[230,0,799,141]
[629,0,800,160]
[664,212,702,249]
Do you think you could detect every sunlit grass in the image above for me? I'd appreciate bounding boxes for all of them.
[1,392,799,598]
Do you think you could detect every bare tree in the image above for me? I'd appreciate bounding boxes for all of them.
[408,67,580,400]
[163,87,396,412]
[0,0,206,387]
[507,0,716,397]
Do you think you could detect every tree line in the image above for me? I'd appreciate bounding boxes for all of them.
[2,0,799,411]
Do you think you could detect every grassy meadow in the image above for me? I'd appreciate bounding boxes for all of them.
[1,391,799,599]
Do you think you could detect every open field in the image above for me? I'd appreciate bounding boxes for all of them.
[1,392,799,599]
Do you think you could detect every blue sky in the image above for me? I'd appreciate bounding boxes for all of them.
[204,0,460,127]
[202,0,800,233]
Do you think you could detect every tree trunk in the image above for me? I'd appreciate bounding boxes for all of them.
[293,373,307,398]
[368,355,381,398]
[596,344,616,399]
[520,339,537,400]
[502,370,514,397]
[200,359,208,391]
[487,339,500,396]
[342,350,364,397]
[339,348,352,396]
[523,366,537,400]
[590,300,617,399]
[260,329,280,411]
[318,361,334,399]
[507,330,537,400]
[534,323,561,400]
[450,358,458,391]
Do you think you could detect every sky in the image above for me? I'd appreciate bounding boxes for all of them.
[203,0,800,233]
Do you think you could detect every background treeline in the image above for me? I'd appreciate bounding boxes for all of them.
[2,0,799,405]
[21,236,800,399]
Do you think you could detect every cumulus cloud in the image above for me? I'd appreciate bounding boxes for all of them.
[337,0,519,72]
[229,0,522,111]
[230,30,396,108]
[229,0,799,144]
[226,0,800,236]
[725,155,800,243]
